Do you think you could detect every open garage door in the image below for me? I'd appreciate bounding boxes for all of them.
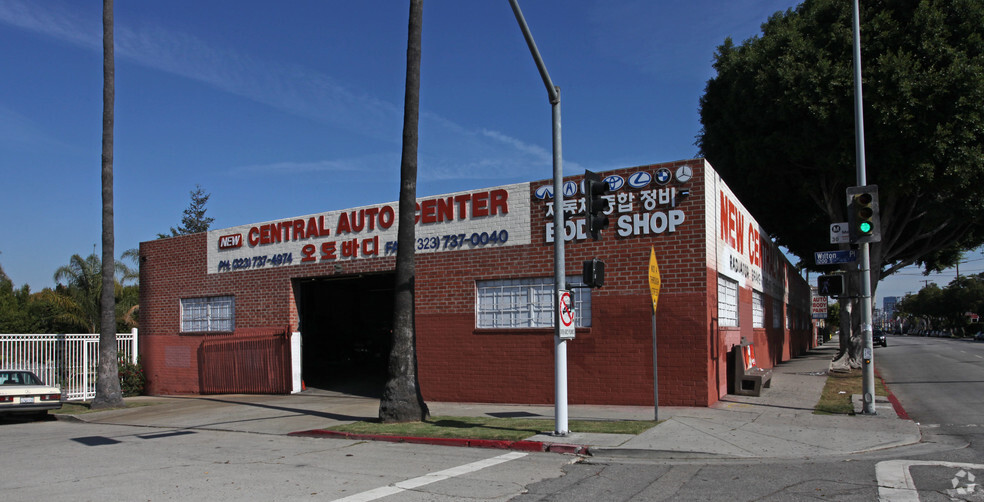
[296,273,394,397]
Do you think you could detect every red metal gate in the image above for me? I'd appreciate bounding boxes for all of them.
[199,327,291,394]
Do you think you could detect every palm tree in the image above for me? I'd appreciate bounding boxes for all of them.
[51,253,102,333]
[93,0,124,408]
[379,0,428,423]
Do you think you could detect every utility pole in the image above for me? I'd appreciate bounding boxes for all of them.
[509,0,569,435]
[851,0,876,414]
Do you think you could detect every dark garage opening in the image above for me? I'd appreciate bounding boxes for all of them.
[297,273,394,397]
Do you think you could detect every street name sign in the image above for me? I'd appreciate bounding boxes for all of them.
[814,249,857,266]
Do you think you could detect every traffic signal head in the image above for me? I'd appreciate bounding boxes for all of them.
[846,185,881,244]
[582,258,605,288]
[584,170,611,240]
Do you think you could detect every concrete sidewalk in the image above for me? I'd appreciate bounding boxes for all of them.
[58,339,921,459]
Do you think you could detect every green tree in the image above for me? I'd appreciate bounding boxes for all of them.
[33,253,137,334]
[698,0,984,363]
[0,264,40,333]
[95,0,124,408]
[158,184,215,238]
[379,0,428,423]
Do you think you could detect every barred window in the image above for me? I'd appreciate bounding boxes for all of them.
[476,277,591,329]
[718,275,739,327]
[752,291,765,328]
[786,303,793,330]
[180,296,234,332]
[773,298,782,329]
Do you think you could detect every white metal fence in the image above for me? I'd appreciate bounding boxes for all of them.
[0,329,138,401]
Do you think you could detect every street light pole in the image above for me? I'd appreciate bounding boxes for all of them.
[509,0,569,435]
[852,0,876,414]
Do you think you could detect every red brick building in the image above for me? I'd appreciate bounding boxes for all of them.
[139,158,813,406]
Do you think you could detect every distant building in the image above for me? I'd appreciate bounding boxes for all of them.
[884,296,901,317]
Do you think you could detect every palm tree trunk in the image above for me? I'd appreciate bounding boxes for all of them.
[379,0,428,423]
[93,0,123,408]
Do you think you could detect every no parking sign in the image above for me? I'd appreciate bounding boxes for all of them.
[558,289,575,339]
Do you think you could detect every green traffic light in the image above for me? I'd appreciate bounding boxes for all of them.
[859,221,872,234]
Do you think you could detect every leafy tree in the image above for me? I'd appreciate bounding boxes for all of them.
[158,184,215,238]
[379,0,428,423]
[32,253,137,334]
[0,264,40,333]
[897,274,984,333]
[95,0,124,408]
[698,0,984,364]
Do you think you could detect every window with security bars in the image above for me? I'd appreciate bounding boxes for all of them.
[718,275,739,327]
[180,296,235,332]
[476,277,591,329]
[752,291,765,328]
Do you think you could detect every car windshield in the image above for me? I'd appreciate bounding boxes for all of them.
[0,371,43,385]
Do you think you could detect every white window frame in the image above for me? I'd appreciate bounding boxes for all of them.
[752,291,765,328]
[180,296,235,332]
[476,277,591,329]
[718,275,739,328]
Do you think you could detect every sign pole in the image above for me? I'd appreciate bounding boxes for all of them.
[652,308,658,421]
[648,247,661,421]
[509,0,569,435]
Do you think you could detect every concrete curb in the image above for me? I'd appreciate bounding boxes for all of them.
[288,429,590,455]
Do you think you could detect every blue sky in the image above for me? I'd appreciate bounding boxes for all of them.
[0,0,976,308]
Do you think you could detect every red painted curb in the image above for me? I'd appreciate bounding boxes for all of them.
[874,369,910,420]
[288,429,572,455]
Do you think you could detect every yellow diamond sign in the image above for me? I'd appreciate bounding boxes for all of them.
[648,247,661,312]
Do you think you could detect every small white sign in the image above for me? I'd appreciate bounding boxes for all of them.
[558,290,575,340]
[830,222,849,244]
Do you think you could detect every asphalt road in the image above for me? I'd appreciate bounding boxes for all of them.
[515,335,984,501]
[3,336,982,501]
[0,418,573,501]
[876,334,984,428]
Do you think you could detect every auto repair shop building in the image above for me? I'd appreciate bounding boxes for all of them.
[138,158,813,407]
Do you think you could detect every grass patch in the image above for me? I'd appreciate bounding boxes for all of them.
[51,400,161,415]
[814,369,887,415]
[330,416,659,441]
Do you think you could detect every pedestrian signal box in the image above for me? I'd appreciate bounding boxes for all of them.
[817,274,844,297]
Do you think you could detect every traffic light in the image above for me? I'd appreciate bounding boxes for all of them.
[584,170,611,240]
[846,185,880,244]
[582,258,605,288]
[817,274,844,297]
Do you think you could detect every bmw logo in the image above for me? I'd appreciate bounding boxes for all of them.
[655,167,672,185]
[627,172,652,188]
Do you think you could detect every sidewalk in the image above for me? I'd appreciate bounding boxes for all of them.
[58,339,921,459]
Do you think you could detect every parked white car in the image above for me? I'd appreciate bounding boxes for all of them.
[0,370,63,418]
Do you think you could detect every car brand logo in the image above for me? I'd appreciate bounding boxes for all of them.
[534,185,553,199]
[218,234,243,250]
[627,172,652,188]
[675,166,693,183]
[655,168,672,185]
[564,181,578,197]
[603,175,624,191]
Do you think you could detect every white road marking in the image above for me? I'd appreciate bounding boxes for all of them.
[877,459,984,501]
[332,451,529,502]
